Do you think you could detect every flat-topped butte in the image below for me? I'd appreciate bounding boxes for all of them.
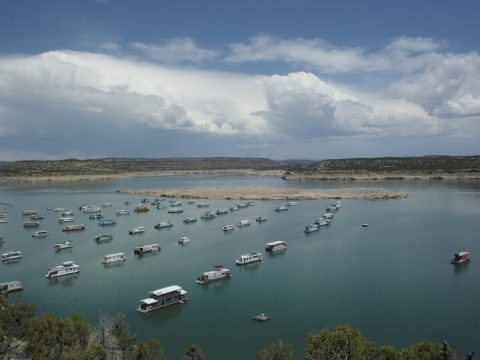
[117,187,407,200]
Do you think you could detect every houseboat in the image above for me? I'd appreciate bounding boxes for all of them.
[304,224,319,233]
[178,237,191,245]
[134,243,161,255]
[23,221,40,228]
[21,210,37,216]
[229,206,239,211]
[129,226,145,235]
[137,285,188,313]
[53,240,74,251]
[32,230,48,238]
[89,213,103,220]
[1,251,23,261]
[53,208,66,212]
[323,212,334,219]
[0,218,7,223]
[201,211,216,219]
[265,241,287,253]
[154,221,173,229]
[30,214,44,220]
[62,224,85,232]
[95,234,113,243]
[84,207,101,213]
[62,211,74,216]
[253,313,269,322]
[169,201,182,206]
[0,281,23,294]
[222,224,235,232]
[183,217,197,223]
[116,209,131,215]
[215,209,229,215]
[314,218,330,226]
[46,261,80,279]
[235,252,262,265]
[256,216,267,222]
[167,208,183,214]
[102,203,112,207]
[196,266,231,284]
[99,219,116,226]
[274,206,288,212]
[134,205,149,213]
[102,253,126,264]
[58,216,75,223]
[450,251,470,264]
[238,219,251,227]
[286,201,298,206]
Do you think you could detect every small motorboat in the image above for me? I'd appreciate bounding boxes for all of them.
[253,313,269,322]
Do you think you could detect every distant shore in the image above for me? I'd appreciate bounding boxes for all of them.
[117,187,408,200]
[0,169,285,184]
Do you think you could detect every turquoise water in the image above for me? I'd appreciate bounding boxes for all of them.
[1,175,479,358]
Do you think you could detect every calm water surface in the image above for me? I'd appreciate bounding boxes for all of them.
[1,175,479,358]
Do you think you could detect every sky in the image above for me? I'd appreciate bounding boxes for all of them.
[0,0,479,161]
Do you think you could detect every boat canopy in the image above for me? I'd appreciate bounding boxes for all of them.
[150,285,182,296]
[140,298,158,305]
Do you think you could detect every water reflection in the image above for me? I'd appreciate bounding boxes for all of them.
[453,262,470,275]
[46,275,79,286]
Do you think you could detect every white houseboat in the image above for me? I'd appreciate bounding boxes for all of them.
[95,234,113,242]
[32,230,48,238]
[238,219,251,227]
[0,281,23,294]
[134,243,161,255]
[46,261,80,279]
[265,241,287,253]
[167,208,183,214]
[196,266,231,284]
[215,209,229,215]
[451,251,470,264]
[116,209,131,215]
[183,217,197,223]
[62,224,85,232]
[222,224,235,232]
[256,216,267,222]
[178,237,191,245]
[102,253,126,264]
[286,201,298,206]
[62,211,74,216]
[137,285,188,313]
[53,240,74,251]
[58,216,75,223]
[154,221,173,229]
[134,205,149,213]
[314,218,330,226]
[169,201,182,206]
[200,211,216,219]
[274,206,288,212]
[304,224,319,233]
[235,252,262,265]
[21,210,37,216]
[99,219,116,226]
[1,251,23,261]
[23,221,40,228]
[129,226,145,235]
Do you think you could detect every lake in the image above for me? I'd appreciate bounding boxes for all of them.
[1,174,479,358]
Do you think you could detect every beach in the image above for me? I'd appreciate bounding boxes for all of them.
[116,186,408,200]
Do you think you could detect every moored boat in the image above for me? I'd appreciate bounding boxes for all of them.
[134,243,161,255]
[169,201,182,206]
[62,224,85,232]
[323,212,334,219]
[46,261,80,279]
[201,211,216,219]
[53,240,74,251]
[95,234,113,243]
[0,281,23,294]
[154,221,173,229]
[116,209,131,215]
[253,313,269,322]
[222,224,234,232]
[265,241,287,253]
[178,236,191,245]
[134,205,149,213]
[62,211,74,216]
[183,217,197,223]
[274,206,288,212]
[286,201,298,206]
[30,214,44,220]
[137,285,188,313]
[32,230,48,238]
[21,210,37,216]
[304,224,319,233]
[256,216,267,222]
[450,251,470,264]
[196,203,210,208]
[99,219,116,226]
[1,251,23,261]
[314,218,330,226]
[23,221,40,228]
[215,209,229,215]
[102,252,126,264]
[89,213,103,220]
[58,216,75,223]
[238,219,251,227]
[235,252,262,265]
[167,208,184,214]
[196,266,231,284]
[129,226,145,235]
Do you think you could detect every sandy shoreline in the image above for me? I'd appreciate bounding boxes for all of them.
[117,187,408,200]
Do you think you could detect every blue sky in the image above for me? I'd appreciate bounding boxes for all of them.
[0,0,479,160]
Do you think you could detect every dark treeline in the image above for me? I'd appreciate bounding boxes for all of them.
[0,297,473,359]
